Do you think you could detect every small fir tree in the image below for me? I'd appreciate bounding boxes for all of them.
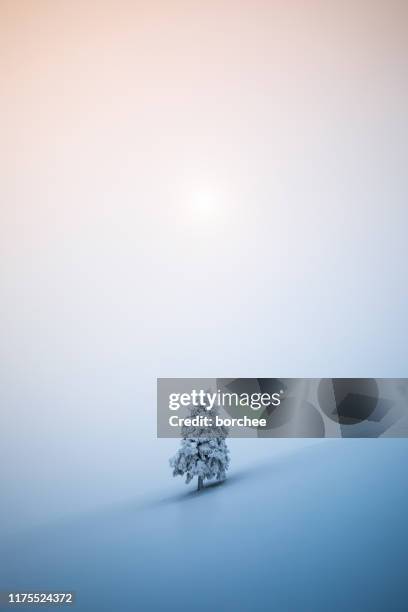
[170,403,230,490]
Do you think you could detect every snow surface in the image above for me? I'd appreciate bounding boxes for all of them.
[2,439,407,611]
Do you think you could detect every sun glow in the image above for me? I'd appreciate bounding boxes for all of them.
[193,189,220,216]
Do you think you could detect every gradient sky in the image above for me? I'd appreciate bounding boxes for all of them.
[1,1,407,535]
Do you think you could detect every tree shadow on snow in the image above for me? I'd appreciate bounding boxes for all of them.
[150,442,326,509]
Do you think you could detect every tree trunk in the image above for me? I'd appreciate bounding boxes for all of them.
[197,476,203,491]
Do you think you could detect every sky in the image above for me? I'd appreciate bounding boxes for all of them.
[1,0,407,536]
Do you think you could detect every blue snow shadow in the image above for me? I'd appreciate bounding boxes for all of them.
[2,440,408,612]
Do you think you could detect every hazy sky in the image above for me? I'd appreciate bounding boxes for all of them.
[1,0,407,534]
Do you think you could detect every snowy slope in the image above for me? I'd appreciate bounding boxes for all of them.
[2,440,408,612]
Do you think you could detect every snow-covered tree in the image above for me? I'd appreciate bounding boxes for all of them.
[170,403,230,490]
